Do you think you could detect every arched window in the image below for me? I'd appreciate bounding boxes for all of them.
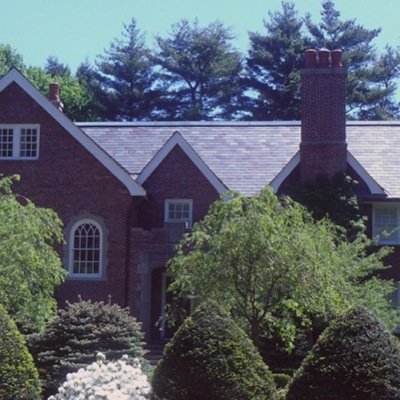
[69,219,103,277]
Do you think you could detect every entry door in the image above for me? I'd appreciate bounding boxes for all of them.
[160,273,192,339]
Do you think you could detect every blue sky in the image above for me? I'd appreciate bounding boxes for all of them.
[1,0,399,72]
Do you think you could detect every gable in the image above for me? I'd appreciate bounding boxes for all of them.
[0,69,145,196]
[137,131,226,194]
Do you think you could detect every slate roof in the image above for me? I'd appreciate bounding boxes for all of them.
[77,121,400,199]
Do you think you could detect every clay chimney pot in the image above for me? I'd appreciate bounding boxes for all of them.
[49,83,60,102]
[331,49,343,67]
[318,49,330,67]
[305,49,318,68]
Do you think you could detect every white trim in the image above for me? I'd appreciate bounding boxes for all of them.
[68,218,104,278]
[137,131,227,194]
[164,198,193,227]
[0,124,40,160]
[347,152,386,195]
[269,151,386,196]
[0,69,145,196]
[270,152,300,193]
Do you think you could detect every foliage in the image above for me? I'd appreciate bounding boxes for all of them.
[244,1,308,120]
[28,297,147,397]
[286,306,400,399]
[49,352,150,400]
[154,18,244,120]
[0,304,41,400]
[305,0,400,119]
[168,188,396,350]
[152,300,276,400]
[0,43,26,75]
[95,18,161,121]
[0,175,65,331]
[290,173,366,241]
[243,0,399,120]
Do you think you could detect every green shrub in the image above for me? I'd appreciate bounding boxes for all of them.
[152,300,276,400]
[0,304,41,400]
[28,297,146,397]
[286,306,400,400]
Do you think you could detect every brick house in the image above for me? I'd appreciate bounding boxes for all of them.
[1,49,400,341]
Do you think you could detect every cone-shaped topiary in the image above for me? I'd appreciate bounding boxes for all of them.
[28,297,146,398]
[286,306,400,400]
[152,300,276,400]
[0,304,41,400]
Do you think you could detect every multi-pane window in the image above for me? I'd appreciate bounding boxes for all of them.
[70,220,102,277]
[0,125,39,159]
[165,199,193,227]
[373,205,399,244]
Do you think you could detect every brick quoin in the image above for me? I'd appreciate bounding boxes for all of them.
[0,83,133,309]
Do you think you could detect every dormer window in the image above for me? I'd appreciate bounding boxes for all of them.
[0,125,40,159]
[165,199,193,228]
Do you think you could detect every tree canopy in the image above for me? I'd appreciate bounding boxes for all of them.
[95,18,161,121]
[0,175,66,331]
[244,1,308,120]
[168,189,396,350]
[154,19,244,120]
[0,0,399,121]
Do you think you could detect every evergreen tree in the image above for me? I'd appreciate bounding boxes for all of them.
[152,300,276,400]
[28,298,147,397]
[244,1,308,120]
[154,19,244,120]
[95,18,161,121]
[305,0,399,119]
[45,56,71,78]
[286,306,400,399]
[0,305,41,400]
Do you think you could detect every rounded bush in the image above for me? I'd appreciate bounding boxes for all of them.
[152,300,276,400]
[0,304,41,399]
[286,306,400,400]
[29,298,147,397]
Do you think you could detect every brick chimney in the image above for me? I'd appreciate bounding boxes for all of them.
[49,82,64,112]
[300,49,347,183]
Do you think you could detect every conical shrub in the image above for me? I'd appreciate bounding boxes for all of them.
[0,304,41,400]
[152,300,276,400]
[286,306,400,400]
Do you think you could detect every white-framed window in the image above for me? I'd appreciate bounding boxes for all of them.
[0,124,40,159]
[69,219,103,278]
[373,204,400,245]
[165,199,193,228]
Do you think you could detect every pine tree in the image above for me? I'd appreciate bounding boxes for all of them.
[95,18,161,121]
[305,0,399,119]
[244,1,308,120]
[28,298,147,398]
[154,19,244,120]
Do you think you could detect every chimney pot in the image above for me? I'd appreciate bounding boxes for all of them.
[49,83,60,102]
[49,82,64,112]
[305,49,318,68]
[318,49,330,67]
[331,49,343,67]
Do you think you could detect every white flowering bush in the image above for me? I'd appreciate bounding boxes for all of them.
[48,352,151,400]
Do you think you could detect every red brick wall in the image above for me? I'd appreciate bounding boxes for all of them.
[300,50,348,183]
[0,82,133,309]
[138,144,220,229]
